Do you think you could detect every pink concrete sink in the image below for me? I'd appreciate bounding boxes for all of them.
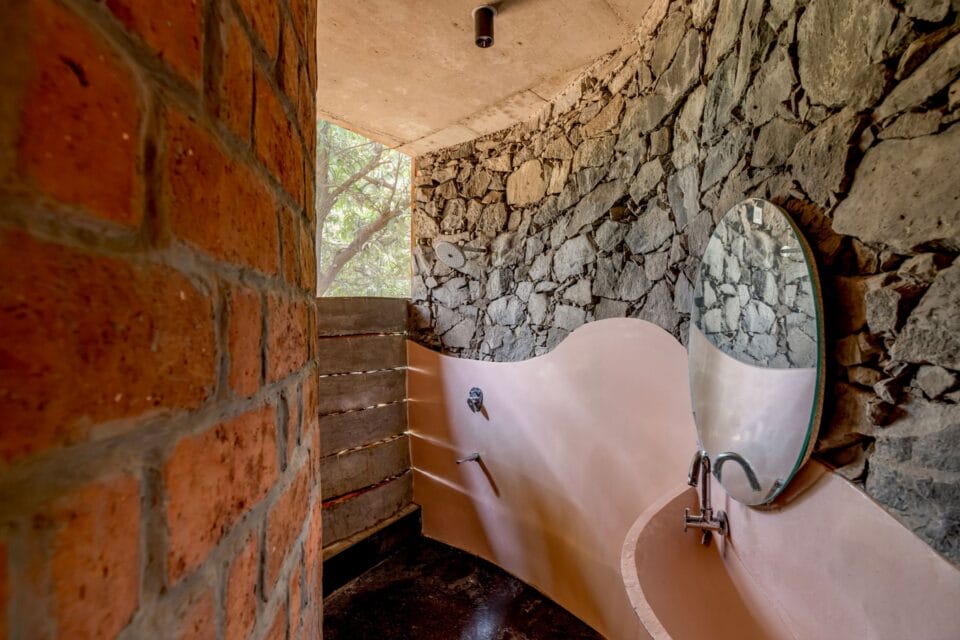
[621,484,791,640]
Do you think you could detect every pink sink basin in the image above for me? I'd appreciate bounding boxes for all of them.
[621,484,791,640]
[621,471,960,640]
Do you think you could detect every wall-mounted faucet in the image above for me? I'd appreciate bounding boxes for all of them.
[683,450,728,545]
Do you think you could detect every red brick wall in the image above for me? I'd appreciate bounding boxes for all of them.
[0,0,320,637]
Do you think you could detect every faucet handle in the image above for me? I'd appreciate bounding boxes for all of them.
[687,450,705,487]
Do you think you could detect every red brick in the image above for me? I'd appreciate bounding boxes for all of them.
[218,9,254,140]
[228,285,262,398]
[164,110,279,274]
[289,552,303,639]
[224,534,257,640]
[285,389,299,463]
[265,462,311,587]
[177,591,215,640]
[297,68,315,152]
[0,230,216,464]
[164,406,279,581]
[280,212,299,286]
[298,217,316,292]
[16,0,141,227]
[49,474,140,639]
[106,0,202,82]
[279,16,300,102]
[237,0,279,57]
[255,72,304,204]
[303,495,322,636]
[305,0,317,89]
[263,605,287,640]
[266,294,309,382]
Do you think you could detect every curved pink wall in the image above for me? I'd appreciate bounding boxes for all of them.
[407,318,697,639]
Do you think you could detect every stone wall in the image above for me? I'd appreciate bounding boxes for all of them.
[0,0,321,637]
[410,0,960,563]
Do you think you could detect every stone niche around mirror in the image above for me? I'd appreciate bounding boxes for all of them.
[689,198,825,505]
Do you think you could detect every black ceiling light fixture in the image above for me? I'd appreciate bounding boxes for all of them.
[473,5,497,48]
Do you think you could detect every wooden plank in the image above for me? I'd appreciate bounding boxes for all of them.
[320,402,407,457]
[318,368,406,415]
[316,297,407,336]
[320,436,410,501]
[316,334,406,374]
[322,472,413,546]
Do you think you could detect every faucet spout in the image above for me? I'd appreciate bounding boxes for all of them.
[713,451,761,492]
[682,450,728,545]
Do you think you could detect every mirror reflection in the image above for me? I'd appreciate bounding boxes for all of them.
[689,198,824,505]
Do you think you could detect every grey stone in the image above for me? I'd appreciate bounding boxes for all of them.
[435,305,463,335]
[701,53,739,141]
[637,281,680,332]
[554,304,587,332]
[595,220,627,252]
[655,30,705,110]
[651,10,688,75]
[833,124,960,252]
[618,261,651,301]
[788,108,860,207]
[766,0,795,30]
[433,277,469,308]
[566,180,625,238]
[899,253,952,283]
[572,135,616,171]
[892,262,960,369]
[622,93,673,136]
[436,180,458,199]
[487,295,525,327]
[916,365,957,399]
[593,256,622,298]
[649,127,672,157]
[702,129,748,191]
[467,170,492,198]
[563,279,593,306]
[582,95,624,139]
[645,252,669,282]
[440,198,466,233]
[878,111,942,140]
[414,210,440,239]
[667,164,700,229]
[753,118,804,167]
[543,136,574,160]
[630,158,664,204]
[797,0,897,109]
[904,0,951,26]
[575,168,606,197]
[691,0,718,28]
[553,235,597,281]
[487,268,513,299]
[626,202,675,254]
[491,231,522,267]
[528,253,553,281]
[609,144,645,181]
[706,0,748,74]
[743,48,795,126]
[442,318,476,349]
[595,298,629,320]
[506,159,546,206]
[515,281,534,302]
[547,160,571,195]
[674,273,693,313]
[528,293,549,326]
[478,203,507,238]
[483,153,513,172]
[742,300,776,333]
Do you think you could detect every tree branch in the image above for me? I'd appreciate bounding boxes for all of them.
[316,205,404,295]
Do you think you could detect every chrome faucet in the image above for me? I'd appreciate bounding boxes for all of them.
[683,450,728,545]
[713,451,761,492]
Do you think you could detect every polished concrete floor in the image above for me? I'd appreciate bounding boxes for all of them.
[323,537,604,640]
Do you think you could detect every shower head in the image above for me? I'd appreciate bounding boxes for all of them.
[435,241,466,269]
[434,241,486,270]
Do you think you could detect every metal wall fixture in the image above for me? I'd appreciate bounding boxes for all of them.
[434,241,486,270]
[467,387,484,413]
[682,450,728,546]
[473,5,497,48]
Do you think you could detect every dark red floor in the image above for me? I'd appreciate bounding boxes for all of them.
[323,537,604,640]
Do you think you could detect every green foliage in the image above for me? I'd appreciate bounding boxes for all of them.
[316,121,411,297]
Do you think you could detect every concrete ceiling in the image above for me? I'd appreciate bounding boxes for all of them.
[316,0,654,156]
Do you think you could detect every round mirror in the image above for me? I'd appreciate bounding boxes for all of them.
[689,198,825,505]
